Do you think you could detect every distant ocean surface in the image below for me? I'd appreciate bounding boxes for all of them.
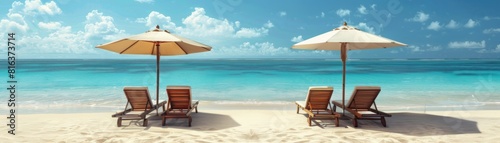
[1,59,500,113]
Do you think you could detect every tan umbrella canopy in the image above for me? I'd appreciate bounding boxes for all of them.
[97,25,211,114]
[292,22,405,116]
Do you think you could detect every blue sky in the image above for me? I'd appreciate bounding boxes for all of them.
[1,0,499,59]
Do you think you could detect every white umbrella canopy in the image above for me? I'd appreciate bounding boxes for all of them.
[293,22,405,50]
[292,22,406,116]
[97,25,211,115]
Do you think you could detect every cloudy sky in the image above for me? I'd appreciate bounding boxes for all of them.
[1,0,499,59]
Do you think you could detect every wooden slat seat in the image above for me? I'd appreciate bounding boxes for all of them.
[111,87,167,127]
[162,86,199,127]
[295,86,340,127]
[332,86,392,127]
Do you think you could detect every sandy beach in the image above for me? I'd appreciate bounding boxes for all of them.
[2,102,499,143]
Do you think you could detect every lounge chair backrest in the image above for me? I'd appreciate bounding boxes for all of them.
[123,87,153,111]
[305,86,334,110]
[166,86,192,110]
[347,86,381,109]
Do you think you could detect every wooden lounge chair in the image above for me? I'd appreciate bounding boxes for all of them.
[332,86,392,127]
[112,87,167,127]
[295,86,340,127]
[162,86,199,127]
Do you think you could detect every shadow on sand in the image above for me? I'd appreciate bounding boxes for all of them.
[347,112,481,136]
[120,112,240,131]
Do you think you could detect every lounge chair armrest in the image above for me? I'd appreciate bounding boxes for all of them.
[331,100,345,108]
[369,108,392,117]
[344,108,363,118]
[112,109,132,117]
[302,108,316,117]
[139,109,155,117]
[152,100,167,111]
[185,109,193,116]
[191,100,199,108]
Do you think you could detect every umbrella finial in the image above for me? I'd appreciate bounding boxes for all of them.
[156,25,160,29]
[343,22,347,26]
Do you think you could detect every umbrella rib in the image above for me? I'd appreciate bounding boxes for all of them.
[150,43,156,55]
[119,41,139,54]
[177,43,188,54]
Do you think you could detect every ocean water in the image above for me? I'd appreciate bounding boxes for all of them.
[1,59,500,113]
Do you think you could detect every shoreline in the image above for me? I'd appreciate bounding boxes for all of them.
[6,100,500,115]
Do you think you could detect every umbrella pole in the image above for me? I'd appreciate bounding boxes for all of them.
[156,42,160,116]
[340,43,347,117]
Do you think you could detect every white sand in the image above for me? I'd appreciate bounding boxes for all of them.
[2,103,500,142]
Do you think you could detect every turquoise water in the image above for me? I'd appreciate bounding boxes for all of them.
[1,59,499,113]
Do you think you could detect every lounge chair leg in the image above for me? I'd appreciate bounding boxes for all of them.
[308,117,311,126]
[335,118,339,127]
[117,117,122,127]
[188,116,192,127]
[162,117,166,126]
[143,119,148,127]
[195,107,198,113]
[296,105,299,114]
[353,118,358,127]
[381,117,387,127]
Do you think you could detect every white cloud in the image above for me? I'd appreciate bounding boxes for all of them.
[448,40,486,49]
[426,44,442,51]
[483,28,500,34]
[135,0,154,3]
[336,9,350,17]
[371,4,376,10]
[496,44,500,52]
[24,0,62,15]
[175,8,236,37]
[264,20,274,28]
[211,42,334,57]
[445,20,459,29]
[427,21,441,31]
[356,22,375,34]
[235,21,240,28]
[17,9,127,55]
[214,42,290,56]
[234,28,268,38]
[18,26,94,54]
[483,16,500,21]
[0,13,29,33]
[358,5,367,14]
[134,8,272,45]
[464,19,479,28]
[407,45,421,52]
[291,35,303,42]
[279,11,286,17]
[38,21,61,30]
[135,11,176,30]
[1,1,80,55]
[407,44,442,52]
[406,12,429,22]
[175,8,271,39]
[84,10,125,41]
[316,12,325,18]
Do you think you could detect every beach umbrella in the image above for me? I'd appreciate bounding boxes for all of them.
[292,22,405,116]
[97,25,212,115]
